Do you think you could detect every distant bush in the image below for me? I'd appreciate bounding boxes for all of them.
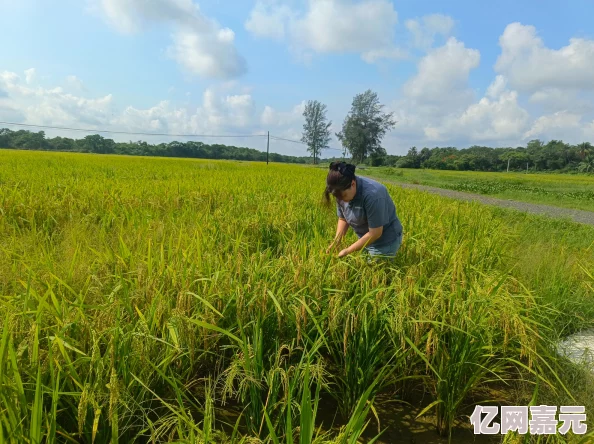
[375,167,403,177]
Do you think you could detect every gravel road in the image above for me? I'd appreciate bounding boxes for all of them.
[365,176,594,227]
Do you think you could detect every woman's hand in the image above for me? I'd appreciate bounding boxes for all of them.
[326,237,340,254]
[338,248,350,258]
[328,219,349,254]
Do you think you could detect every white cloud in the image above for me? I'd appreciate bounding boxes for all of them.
[66,75,85,91]
[524,111,583,140]
[244,4,456,63]
[529,88,564,105]
[24,68,36,84]
[403,37,480,109]
[245,0,295,40]
[0,70,264,139]
[118,101,182,133]
[528,88,593,114]
[167,27,246,79]
[245,0,402,63]
[387,41,533,148]
[99,0,199,33]
[31,94,113,127]
[496,22,594,92]
[388,25,594,149]
[584,120,594,140]
[107,93,309,155]
[222,93,256,128]
[0,105,25,123]
[424,78,531,143]
[483,22,594,143]
[96,0,246,79]
[373,37,483,147]
[0,71,20,87]
[261,101,305,126]
[292,0,398,53]
[405,14,454,50]
[486,75,507,99]
[101,88,257,134]
[98,0,139,33]
[261,106,275,125]
[361,48,408,63]
[0,71,113,126]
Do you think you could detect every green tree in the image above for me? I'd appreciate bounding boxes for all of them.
[419,147,432,166]
[83,134,105,153]
[578,142,592,161]
[454,154,473,171]
[501,150,530,171]
[526,139,546,170]
[369,147,387,166]
[301,100,332,165]
[83,134,116,154]
[336,90,396,164]
[405,146,421,168]
[13,130,46,149]
[0,128,13,147]
[49,136,76,151]
[577,147,594,173]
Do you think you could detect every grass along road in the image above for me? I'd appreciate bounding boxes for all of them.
[362,175,594,227]
[363,167,594,213]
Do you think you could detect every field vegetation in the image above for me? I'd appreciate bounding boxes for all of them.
[1,150,593,443]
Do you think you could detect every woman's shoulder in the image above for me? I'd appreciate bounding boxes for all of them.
[360,175,385,187]
[360,176,388,198]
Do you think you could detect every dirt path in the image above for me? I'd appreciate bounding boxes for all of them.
[364,176,594,227]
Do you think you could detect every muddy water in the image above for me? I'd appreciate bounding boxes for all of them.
[557,328,594,371]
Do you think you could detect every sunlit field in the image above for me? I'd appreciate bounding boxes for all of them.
[1,149,594,443]
[364,167,594,212]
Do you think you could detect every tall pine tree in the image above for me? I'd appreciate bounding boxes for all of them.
[301,100,332,165]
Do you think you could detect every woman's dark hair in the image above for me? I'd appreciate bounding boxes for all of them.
[323,161,356,205]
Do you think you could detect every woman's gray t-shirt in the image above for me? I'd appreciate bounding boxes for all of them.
[336,176,403,247]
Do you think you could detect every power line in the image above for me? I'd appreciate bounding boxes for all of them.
[0,121,267,138]
[269,135,343,151]
[269,135,304,144]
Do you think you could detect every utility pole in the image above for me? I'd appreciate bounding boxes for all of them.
[507,157,510,172]
[266,131,269,165]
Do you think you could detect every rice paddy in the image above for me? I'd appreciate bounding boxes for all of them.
[1,149,594,443]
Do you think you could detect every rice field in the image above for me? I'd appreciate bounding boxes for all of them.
[1,149,594,443]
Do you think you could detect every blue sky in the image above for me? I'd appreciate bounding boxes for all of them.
[1,0,594,156]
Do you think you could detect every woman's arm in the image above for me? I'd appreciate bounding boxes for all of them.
[338,226,383,257]
[335,218,349,239]
[327,218,349,253]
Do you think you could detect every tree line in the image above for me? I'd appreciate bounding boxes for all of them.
[362,141,594,173]
[0,129,314,164]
